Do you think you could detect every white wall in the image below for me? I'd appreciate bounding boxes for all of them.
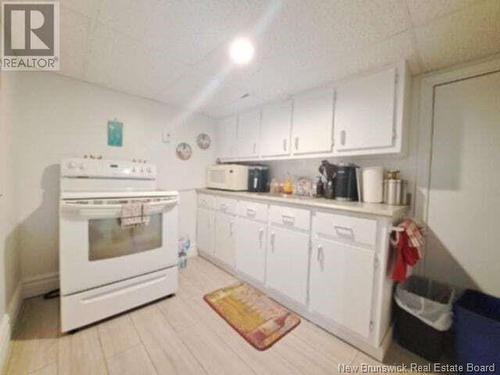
[0,71,22,363]
[4,72,216,283]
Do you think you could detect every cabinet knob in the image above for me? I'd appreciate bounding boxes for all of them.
[317,244,324,270]
[259,228,264,247]
[340,130,346,146]
[283,139,287,151]
[270,231,276,251]
[294,137,299,150]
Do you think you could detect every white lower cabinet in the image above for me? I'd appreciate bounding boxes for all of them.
[235,218,267,283]
[197,192,401,360]
[309,237,375,338]
[266,226,309,305]
[214,212,236,267]
[197,207,215,256]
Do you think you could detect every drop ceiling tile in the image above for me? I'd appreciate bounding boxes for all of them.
[204,94,268,118]
[59,0,102,18]
[255,0,410,61]
[142,0,269,65]
[157,70,250,113]
[414,0,500,71]
[406,0,481,26]
[59,8,92,80]
[85,23,188,100]
[97,0,157,40]
[329,31,423,79]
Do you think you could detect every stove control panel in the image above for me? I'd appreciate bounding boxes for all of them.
[61,158,157,179]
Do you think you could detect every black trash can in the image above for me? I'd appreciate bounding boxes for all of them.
[394,276,455,361]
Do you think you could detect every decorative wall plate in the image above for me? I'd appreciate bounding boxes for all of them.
[176,142,192,160]
[196,133,211,150]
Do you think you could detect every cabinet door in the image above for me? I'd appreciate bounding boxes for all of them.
[292,88,334,155]
[197,208,214,256]
[266,226,309,305]
[310,238,375,338]
[236,110,261,158]
[260,100,292,157]
[216,116,237,159]
[215,212,236,268]
[235,218,267,282]
[334,67,396,152]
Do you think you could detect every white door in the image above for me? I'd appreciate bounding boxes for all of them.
[334,67,396,152]
[236,110,261,158]
[292,88,334,155]
[425,70,500,296]
[266,226,309,305]
[309,238,375,338]
[260,100,292,157]
[215,212,236,267]
[235,218,267,282]
[216,116,237,159]
[197,208,214,256]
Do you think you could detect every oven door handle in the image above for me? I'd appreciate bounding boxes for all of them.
[60,200,178,219]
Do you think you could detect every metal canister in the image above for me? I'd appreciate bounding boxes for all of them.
[385,179,400,205]
[400,180,408,205]
[383,180,389,203]
[384,179,408,205]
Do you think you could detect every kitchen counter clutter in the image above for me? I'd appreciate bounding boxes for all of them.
[196,188,409,360]
[196,188,408,217]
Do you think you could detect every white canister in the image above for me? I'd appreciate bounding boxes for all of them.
[361,166,384,203]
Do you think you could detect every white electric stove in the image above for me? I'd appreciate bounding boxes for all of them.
[59,158,178,332]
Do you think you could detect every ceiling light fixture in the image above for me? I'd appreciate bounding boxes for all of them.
[229,37,255,65]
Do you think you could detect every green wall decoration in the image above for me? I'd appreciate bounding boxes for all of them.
[107,120,123,147]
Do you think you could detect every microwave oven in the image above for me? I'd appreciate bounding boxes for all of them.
[206,164,249,191]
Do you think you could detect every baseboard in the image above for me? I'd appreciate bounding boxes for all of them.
[0,314,11,374]
[0,282,23,374]
[22,272,59,299]
[7,284,22,330]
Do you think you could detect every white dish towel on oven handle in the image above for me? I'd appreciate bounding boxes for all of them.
[121,202,150,228]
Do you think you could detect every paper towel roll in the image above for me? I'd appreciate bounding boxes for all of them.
[362,167,384,203]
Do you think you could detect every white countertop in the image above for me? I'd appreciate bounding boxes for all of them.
[197,188,409,218]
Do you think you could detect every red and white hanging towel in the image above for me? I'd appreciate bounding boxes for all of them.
[391,219,424,282]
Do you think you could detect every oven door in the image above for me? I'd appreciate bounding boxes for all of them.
[59,196,178,295]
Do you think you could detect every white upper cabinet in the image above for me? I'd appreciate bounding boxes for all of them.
[260,100,292,157]
[236,110,261,158]
[214,61,409,161]
[215,116,237,159]
[333,62,408,155]
[292,88,335,155]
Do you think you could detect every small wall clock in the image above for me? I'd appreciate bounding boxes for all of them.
[176,142,192,160]
[196,133,211,150]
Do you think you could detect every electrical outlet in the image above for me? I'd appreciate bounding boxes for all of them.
[162,129,171,144]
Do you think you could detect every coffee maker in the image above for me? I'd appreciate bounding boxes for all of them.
[248,165,269,192]
[318,161,359,201]
[334,163,359,201]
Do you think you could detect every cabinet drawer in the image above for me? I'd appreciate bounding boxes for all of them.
[237,200,268,222]
[215,197,237,214]
[269,205,310,231]
[313,212,377,247]
[198,194,216,209]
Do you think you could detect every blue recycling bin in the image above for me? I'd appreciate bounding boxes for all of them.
[454,290,500,374]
